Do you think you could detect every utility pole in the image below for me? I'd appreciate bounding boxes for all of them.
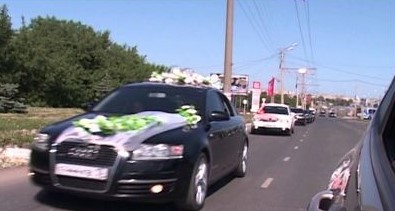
[296,68,316,110]
[279,51,285,104]
[223,0,234,97]
[354,83,358,119]
[279,43,298,104]
[301,71,306,110]
[295,75,299,107]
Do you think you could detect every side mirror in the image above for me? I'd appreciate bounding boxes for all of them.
[307,190,334,211]
[209,111,230,121]
[81,102,95,111]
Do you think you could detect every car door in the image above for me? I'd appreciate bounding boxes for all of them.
[220,93,245,169]
[206,91,234,179]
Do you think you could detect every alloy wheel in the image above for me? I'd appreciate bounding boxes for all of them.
[194,158,208,205]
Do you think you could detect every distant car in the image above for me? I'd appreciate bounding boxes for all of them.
[309,107,317,116]
[29,81,249,211]
[251,103,295,135]
[328,111,336,118]
[305,110,315,123]
[291,107,307,125]
[319,110,326,117]
[362,107,377,120]
[307,77,395,211]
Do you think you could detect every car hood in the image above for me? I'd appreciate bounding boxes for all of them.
[40,111,192,151]
[40,112,99,136]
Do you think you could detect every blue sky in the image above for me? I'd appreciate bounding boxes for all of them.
[2,0,394,98]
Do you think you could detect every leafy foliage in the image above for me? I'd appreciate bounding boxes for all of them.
[0,6,167,108]
[0,83,27,113]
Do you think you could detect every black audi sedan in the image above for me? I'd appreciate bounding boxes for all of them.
[307,76,395,211]
[29,82,249,211]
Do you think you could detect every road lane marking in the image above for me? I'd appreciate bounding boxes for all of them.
[283,157,291,162]
[299,139,304,142]
[261,177,274,188]
[303,134,307,137]
[294,146,299,150]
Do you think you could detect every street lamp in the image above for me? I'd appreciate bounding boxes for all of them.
[298,68,307,110]
[279,42,298,104]
[298,68,307,74]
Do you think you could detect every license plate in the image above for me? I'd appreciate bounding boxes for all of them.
[55,163,108,180]
[256,122,272,127]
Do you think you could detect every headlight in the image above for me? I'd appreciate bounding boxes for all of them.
[132,144,184,160]
[33,133,50,150]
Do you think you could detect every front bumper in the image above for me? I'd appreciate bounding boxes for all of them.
[252,120,290,131]
[295,117,307,125]
[29,144,193,203]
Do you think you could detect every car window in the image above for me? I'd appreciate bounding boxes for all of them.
[221,93,236,116]
[206,91,226,115]
[369,109,376,114]
[263,106,289,115]
[92,86,205,116]
[291,108,304,113]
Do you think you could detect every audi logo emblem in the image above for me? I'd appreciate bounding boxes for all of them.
[67,145,101,160]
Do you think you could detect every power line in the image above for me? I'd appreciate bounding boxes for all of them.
[288,55,389,80]
[236,0,274,54]
[252,0,274,48]
[233,54,278,71]
[189,54,277,71]
[314,78,389,87]
[303,0,315,64]
[293,0,309,65]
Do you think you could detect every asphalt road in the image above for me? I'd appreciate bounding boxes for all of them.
[0,117,368,211]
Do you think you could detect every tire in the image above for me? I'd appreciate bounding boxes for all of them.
[234,142,248,177]
[177,154,209,211]
[285,129,292,136]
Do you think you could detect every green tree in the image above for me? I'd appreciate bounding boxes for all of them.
[0,83,27,113]
[0,5,12,50]
[9,16,166,107]
[0,4,14,83]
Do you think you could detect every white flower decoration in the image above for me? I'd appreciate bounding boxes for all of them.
[148,67,216,88]
[164,78,174,84]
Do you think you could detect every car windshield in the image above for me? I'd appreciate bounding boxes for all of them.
[92,85,205,116]
[291,108,304,113]
[263,106,289,115]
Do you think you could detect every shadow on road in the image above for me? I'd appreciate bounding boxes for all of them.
[250,131,292,137]
[34,175,236,211]
[35,190,177,211]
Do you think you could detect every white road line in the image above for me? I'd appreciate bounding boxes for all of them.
[283,157,291,162]
[303,134,307,137]
[294,146,299,150]
[299,139,304,142]
[261,177,274,189]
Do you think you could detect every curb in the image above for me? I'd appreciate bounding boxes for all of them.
[0,148,31,159]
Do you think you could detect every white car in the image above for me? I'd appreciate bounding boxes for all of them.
[250,103,295,135]
[362,107,377,120]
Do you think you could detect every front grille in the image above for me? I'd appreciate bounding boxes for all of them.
[117,181,176,195]
[261,119,277,122]
[58,176,107,191]
[55,141,117,166]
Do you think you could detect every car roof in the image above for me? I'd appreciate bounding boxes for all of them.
[122,81,215,92]
[262,103,290,108]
